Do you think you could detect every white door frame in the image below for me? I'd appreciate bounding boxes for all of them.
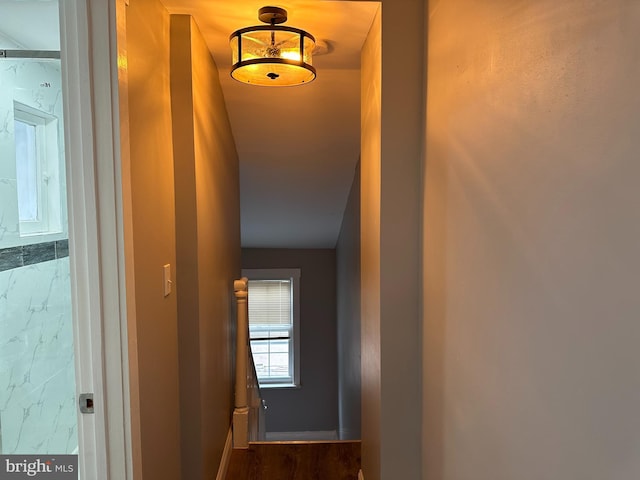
[59,1,133,479]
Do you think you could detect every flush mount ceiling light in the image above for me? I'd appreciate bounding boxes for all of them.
[230,6,316,86]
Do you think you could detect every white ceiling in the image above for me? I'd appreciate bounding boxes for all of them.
[1,0,379,248]
[0,0,59,49]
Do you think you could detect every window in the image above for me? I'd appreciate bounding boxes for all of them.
[14,101,62,237]
[243,269,300,388]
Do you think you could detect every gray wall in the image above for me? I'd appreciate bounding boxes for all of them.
[336,163,361,440]
[242,249,338,434]
[423,1,640,479]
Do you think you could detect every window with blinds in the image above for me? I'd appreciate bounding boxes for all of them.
[244,269,301,387]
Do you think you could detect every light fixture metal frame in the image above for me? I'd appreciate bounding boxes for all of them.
[229,9,317,87]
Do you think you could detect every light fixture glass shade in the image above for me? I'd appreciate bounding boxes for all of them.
[230,25,316,86]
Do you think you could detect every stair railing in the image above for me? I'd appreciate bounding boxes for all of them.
[233,278,265,447]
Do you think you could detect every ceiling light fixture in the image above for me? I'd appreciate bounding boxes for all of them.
[230,6,316,86]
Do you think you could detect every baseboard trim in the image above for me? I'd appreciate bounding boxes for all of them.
[338,427,360,441]
[265,430,338,441]
[216,426,233,480]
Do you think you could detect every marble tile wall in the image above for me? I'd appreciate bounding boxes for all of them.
[0,57,68,249]
[0,58,76,454]
[0,257,77,454]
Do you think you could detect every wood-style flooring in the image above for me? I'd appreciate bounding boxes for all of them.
[225,441,361,480]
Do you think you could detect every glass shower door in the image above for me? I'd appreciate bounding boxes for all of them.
[0,1,79,477]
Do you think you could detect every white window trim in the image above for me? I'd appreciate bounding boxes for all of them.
[14,101,63,238]
[242,268,301,389]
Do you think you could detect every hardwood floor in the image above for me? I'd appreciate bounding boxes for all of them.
[225,441,361,480]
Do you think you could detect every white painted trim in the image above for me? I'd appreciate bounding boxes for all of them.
[59,0,133,479]
[88,0,135,478]
[59,1,106,478]
[265,430,339,441]
[338,427,360,441]
[216,426,234,480]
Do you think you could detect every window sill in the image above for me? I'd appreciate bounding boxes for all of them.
[17,230,67,246]
[259,382,300,390]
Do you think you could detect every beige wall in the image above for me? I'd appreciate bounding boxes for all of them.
[361,7,382,477]
[125,0,181,478]
[124,4,240,480]
[423,1,640,479]
[170,15,241,480]
[190,16,241,479]
[360,0,425,478]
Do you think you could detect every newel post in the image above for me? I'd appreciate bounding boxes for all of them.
[233,278,249,448]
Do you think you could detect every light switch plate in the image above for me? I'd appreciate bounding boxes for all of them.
[163,264,172,297]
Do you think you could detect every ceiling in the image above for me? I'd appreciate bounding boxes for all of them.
[0,1,60,49]
[1,0,379,248]
[163,0,379,248]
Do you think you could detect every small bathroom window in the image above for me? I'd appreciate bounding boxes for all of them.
[14,102,62,237]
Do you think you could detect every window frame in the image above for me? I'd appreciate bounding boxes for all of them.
[14,101,62,238]
[242,268,301,388]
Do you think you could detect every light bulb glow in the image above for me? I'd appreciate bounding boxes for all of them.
[280,50,302,61]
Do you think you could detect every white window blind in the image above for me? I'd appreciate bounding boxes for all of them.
[247,280,292,329]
